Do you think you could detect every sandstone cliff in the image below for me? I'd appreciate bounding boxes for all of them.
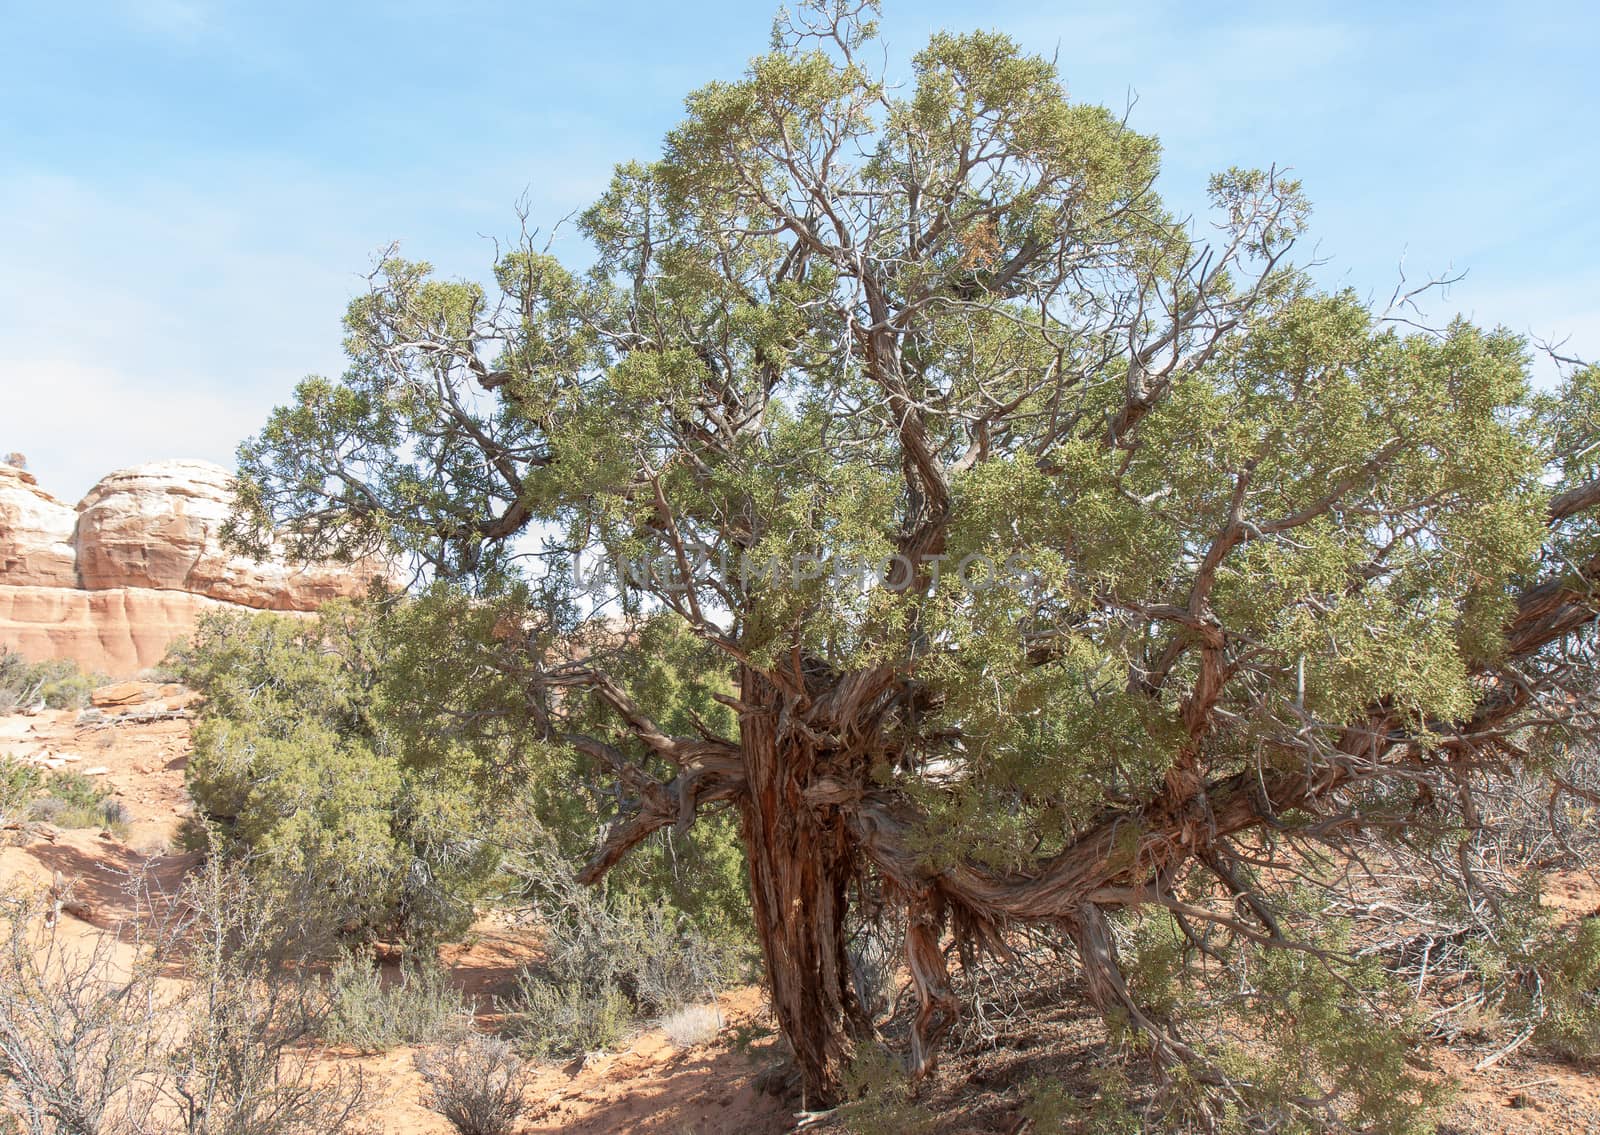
[0,459,381,675]
[0,464,78,588]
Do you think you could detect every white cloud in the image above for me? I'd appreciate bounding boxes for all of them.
[0,165,367,501]
[0,356,272,504]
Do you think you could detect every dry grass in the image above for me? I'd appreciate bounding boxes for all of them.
[415,1034,527,1135]
[659,1002,723,1048]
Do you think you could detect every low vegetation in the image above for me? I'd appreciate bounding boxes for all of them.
[496,822,750,1059]
[321,953,471,1052]
[0,858,368,1135]
[165,601,757,1071]
[0,650,98,713]
[414,1035,528,1135]
[659,1003,723,1049]
[0,764,128,835]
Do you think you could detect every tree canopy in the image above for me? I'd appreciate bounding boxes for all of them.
[228,1,1600,1118]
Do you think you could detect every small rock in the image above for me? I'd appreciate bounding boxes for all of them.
[91,682,148,708]
[82,766,110,776]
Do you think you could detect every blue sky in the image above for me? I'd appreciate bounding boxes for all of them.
[3,0,1596,503]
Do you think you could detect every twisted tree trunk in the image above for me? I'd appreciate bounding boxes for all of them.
[737,668,864,1107]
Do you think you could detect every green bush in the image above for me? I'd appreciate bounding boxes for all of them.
[1533,915,1600,1062]
[1483,886,1600,1064]
[0,650,98,712]
[500,973,630,1060]
[832,1045,940,1135]
[499,841,749,1060]
[321,952,472,1052]
[174,607,499,944]
[547,892,743,1015]
[174,599,755,952]
[0,763,42,824]
[6,769,129,833]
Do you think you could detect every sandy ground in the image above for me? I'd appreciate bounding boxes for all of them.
[1,691,1596,1134]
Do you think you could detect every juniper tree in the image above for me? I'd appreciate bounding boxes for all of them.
[229,1,1600,1110]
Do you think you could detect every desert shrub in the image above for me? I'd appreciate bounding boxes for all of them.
[167,857,369,1135]
[0,884,166,1134]
[499,973,630,1060]
[185,713,407,933]
[173,607,498,944]
[832,1045,940,1135]
[1106,899,1445,1135]
[496,815,750,1061]
[658,1003,722,1048]
[14,771,128,834]
[414,1034,527,1135]
[1531,916,1600,1062]
[321,952,471,1052]
[37,770,102,812]
[0,652,97,713]
[385,596,757,942]
[1470,879,1600,1064]
[498,890,738,1059]
[1019,1071,1141,1135]
[176,599,756,952]
[30,663,97,712]
[0,860,367,1135]
[0,763,42,826]
[1240,942,1444,1135]
[547,892,741,1014]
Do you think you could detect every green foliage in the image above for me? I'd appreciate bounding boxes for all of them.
[1530,916,1600,1062]
[218,0,1600,1122]
[499,974,630,1061]
[173,606,498,943]
[1242,944,1444,1135]
[321,953,471,1052]
[1471,876,1600,1064]
[224,3,1567,853]
[500,843,750,1060]
[175,598,753,955]
[1115,899,1445,1134]
[833,1044,940,1135]
[0,763,42,823]
[0,651,98,713]
[4,769,129,834]
[1020,1071,1141,1135]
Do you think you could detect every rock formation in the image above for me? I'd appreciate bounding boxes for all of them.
[0,464,77,588]
[75,460,370,610]
[0,459,382,676]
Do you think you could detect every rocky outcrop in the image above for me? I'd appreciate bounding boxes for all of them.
[0,586,247,676]
[75,460,369,611]
[0,465,78,588]
[0,459,383,676]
